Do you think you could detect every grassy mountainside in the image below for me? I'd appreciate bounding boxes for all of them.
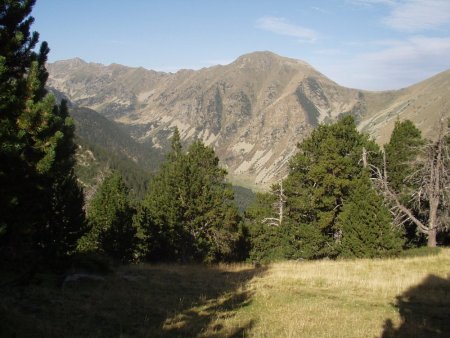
[359,69,450,145]
[1,250,448,337]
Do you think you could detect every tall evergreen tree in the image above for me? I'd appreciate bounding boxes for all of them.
[284,116,382,258]
[0,0,85,266]
[139,129,240,262]
[385,119,424,193]
[82,172,137,262]
[336,173,404,258]
[181,140,240,262]
[139,128,187,260]
[384,119,425,245]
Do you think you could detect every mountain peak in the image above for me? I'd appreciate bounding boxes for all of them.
[233,51,313,71]
[53,57,87,66]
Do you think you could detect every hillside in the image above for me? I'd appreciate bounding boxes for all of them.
[47,51,450,188]
[48,88,161,199]
[70,106,164,200]
[358,69,450,145]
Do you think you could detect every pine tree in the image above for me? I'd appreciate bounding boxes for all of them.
[385,119,424,193]
[82,172,137,262]
[0,1,86,266]
[244,192,293,262]
[0,0,41,248]
[139,129,240,262]
[139,128,187,261]
[181,140,240,262]
[284,116,381,258]
[35,101,87,262]
[384,119,425,245]
[336,174,404,258]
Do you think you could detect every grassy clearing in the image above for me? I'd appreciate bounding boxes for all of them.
[220,249,450,337]
[1,250,449,337]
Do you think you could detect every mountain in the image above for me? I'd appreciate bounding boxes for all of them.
[47,51,450,188]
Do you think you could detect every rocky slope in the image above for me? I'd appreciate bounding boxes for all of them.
[47,51,450,188]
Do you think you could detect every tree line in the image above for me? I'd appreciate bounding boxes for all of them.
[1,1,448,272]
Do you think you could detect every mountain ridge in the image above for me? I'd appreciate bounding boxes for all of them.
[47,51,450,188]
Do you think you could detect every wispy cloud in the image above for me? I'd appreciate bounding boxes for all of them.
[347,0,395,7]
[324,35,450,90]
[256,16,318,42]
[362,36,450,70]
[310,6,331,14]
[383,0,450,32]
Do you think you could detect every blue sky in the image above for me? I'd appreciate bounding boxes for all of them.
[33,0,450,90]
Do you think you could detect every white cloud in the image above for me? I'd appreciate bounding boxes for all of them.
[256,16,318,42]
[383,0,450,32]
[323,35,450,90]
[347,0,395,6]
[310,6,331,14]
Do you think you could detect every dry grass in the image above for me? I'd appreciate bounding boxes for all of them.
[217,249,450,337]
[1,250,449,337]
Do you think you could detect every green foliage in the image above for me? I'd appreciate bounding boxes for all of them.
[245,193,283,261]
[246,224,287,262]
[0,1,85,268]
[82,172,137,262]
[243,192,298,262]
[138,128,240,262]
[385,119,426,246]
[336,174,404,258]
[385,119,423,192]
[244,116,405,261]
[284,115,381,258]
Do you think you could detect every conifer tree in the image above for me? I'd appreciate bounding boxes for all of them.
[373,118,449,247]
[83,172,137,262]
[336,174,404,258]
[35,100,87,262]
[0,0,86,266]
[140,128,240,262]
[385,119,424,193]
[139,128,187,260]
[181,140,240,262]
[384,119,425,245]
[284,116,381,258]
[244,192,295,262]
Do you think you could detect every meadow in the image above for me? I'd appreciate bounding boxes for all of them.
[1,249,449,337]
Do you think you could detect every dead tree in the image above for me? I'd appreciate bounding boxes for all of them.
[370,119,449,247]
[263,180,286,227]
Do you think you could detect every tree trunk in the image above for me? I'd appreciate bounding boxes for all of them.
[427,227,437,247]
[427,200,438,247]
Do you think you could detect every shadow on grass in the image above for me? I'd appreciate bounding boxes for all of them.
[381,274,450,338]
[0,264,266,337]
